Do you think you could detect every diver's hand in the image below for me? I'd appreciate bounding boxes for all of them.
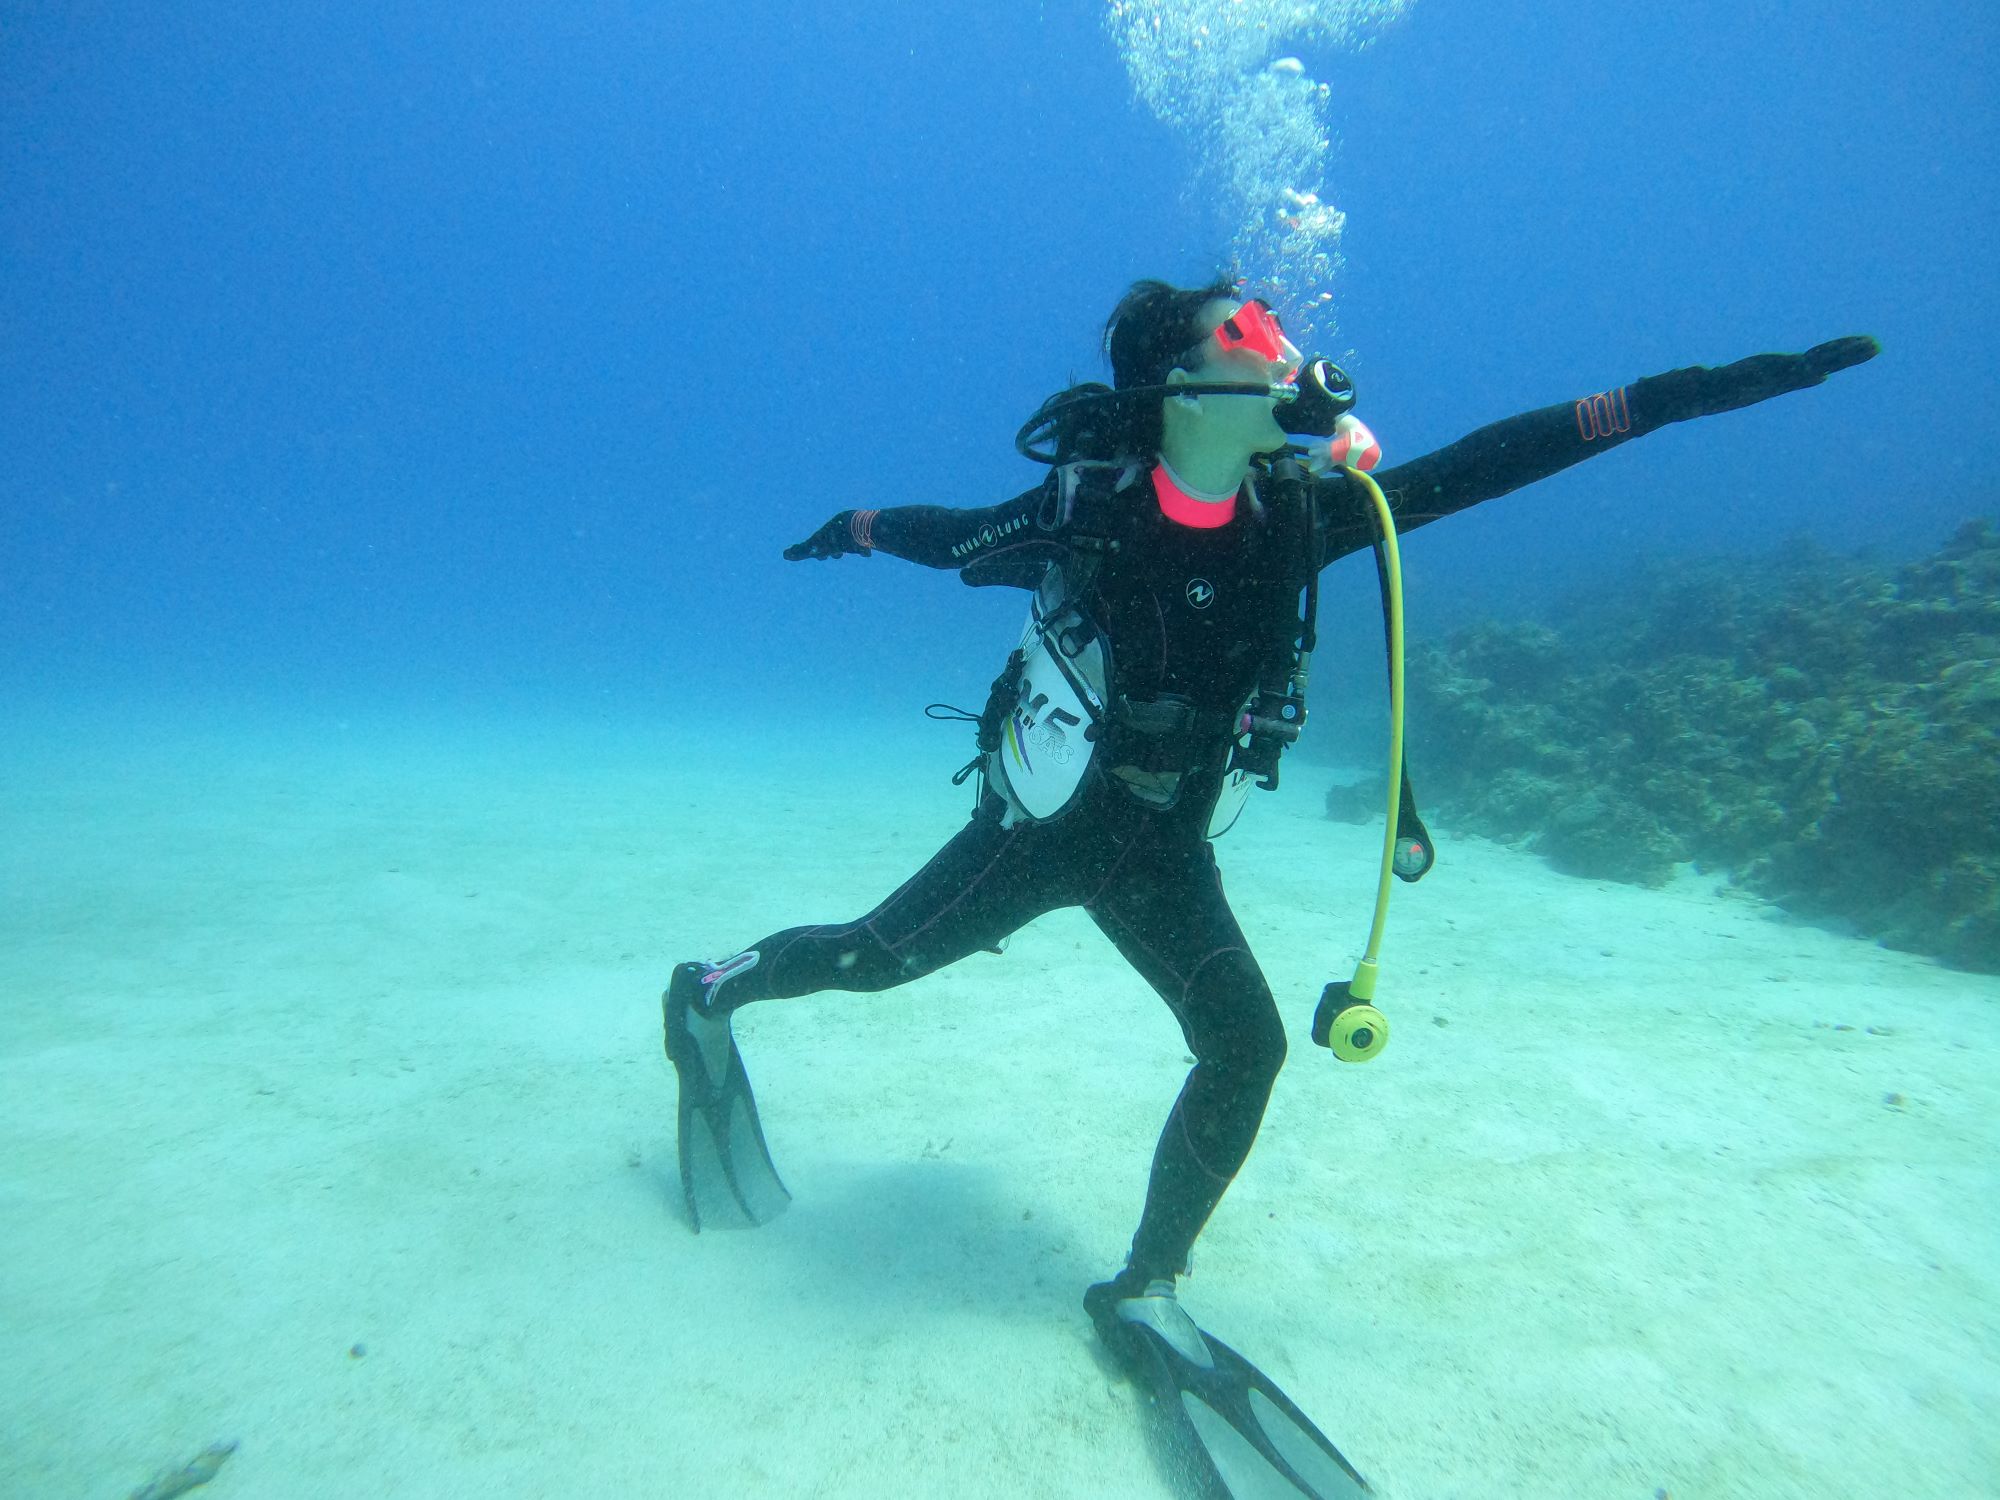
[1803,335,1880,381]
[783,510,868,561]
[1646,335,1881,420]
[1720,336,1882,404]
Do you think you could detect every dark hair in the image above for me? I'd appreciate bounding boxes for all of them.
[1101,275,1240,456]
[1020,276,1241,464]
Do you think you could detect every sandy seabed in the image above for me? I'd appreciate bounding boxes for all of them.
[3,712,1995,1500]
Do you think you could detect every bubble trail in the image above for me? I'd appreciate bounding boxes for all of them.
[1104,0,1414,347]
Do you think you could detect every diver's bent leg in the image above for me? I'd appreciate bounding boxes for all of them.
[1089,835,1286,1281]
[1125,947,1286,1277]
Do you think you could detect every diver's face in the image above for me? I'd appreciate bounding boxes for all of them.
[1180,297,1302,452]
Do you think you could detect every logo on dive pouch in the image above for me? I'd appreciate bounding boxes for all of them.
[1010,674,1082,765]
[1186,578,1216,609]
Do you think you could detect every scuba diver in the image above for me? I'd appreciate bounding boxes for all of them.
[662,277,1877,1497]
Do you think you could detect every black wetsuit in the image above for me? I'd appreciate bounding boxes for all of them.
[707,342,1872,1282]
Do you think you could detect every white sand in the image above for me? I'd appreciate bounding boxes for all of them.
[3,713,1995,1499]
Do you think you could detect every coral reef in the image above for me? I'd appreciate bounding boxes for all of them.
[1372,518,2000,970]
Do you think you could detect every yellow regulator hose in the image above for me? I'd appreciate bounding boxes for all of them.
[1312,464,1403,1063]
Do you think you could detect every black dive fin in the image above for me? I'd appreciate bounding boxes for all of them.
[1097,1287,1370,1499]
[662,967,790,1231]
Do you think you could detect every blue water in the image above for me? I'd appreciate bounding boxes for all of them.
[4,0,1991,729]
[4,5,1997,1496]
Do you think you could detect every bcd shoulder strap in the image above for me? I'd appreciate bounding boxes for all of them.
[1045,459,1144,608]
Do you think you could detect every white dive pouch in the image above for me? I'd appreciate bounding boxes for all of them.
[991,568,1108,822]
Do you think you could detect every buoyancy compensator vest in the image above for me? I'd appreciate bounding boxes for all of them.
[976,457,1323,838]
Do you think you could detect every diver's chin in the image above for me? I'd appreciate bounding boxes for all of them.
[1251,422,1290,455]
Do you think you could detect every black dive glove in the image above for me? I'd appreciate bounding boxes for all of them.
[783,510,868,561]
[1645,335,1880,420]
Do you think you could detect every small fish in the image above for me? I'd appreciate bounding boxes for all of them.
[129,1439,239,1500]
[1269,55,1306,75]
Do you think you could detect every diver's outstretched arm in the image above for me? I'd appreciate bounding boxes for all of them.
[783,484,1048,570]
[1315,335,1879,566]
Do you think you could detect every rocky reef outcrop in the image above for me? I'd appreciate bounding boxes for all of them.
[1371,519,2000,970]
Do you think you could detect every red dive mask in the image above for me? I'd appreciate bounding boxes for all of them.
[1184,298,1292,373]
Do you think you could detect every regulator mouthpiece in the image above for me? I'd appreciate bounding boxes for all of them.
[1275,357,1357,437]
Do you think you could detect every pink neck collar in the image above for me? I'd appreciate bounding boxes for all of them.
[1151,462,1238,528]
